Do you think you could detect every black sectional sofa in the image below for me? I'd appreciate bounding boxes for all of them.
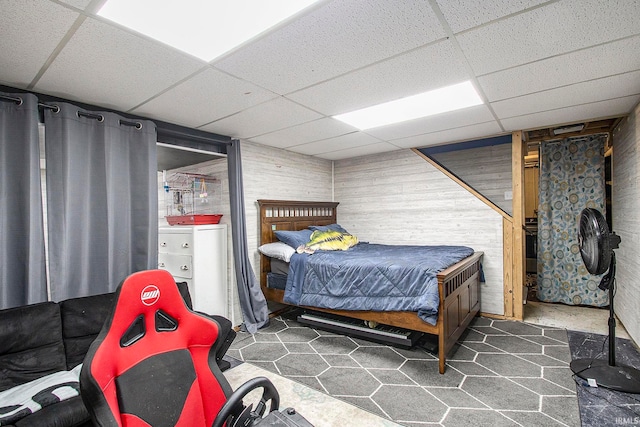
[0,282,235,427]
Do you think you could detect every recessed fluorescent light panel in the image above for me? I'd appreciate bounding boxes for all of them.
[333,81,483,130]
[98,0,321,62]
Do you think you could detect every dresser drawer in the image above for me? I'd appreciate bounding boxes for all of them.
[158,233,193,254]
[158,253,193,279]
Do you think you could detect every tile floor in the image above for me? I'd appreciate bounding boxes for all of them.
[227,312,580,426]
[224,362,403,426]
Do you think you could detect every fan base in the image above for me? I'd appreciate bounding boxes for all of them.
[571,359,640,394]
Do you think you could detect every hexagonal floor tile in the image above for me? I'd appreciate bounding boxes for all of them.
[309,335,359,354]
[475,353,542,377]
[484,335,544,354]
[259,317,289,333]
[228,333,254,350]
[372,385,447,423]
[424,387,487,409]
[320,354,360,368]
[275,353,329,376]
[500,410,567,426]
[318,367,380,397]
[240,342,288,362]
[443,408,520,426]
[400,359,464,387]
[543,345,572,363]
[276,327,320,343]
[350,346,407,369]
[510,377,576,396]
[448,343,478,361]
[542,366,578,391]
[543,329,568,343]
[461,377,540,411]
[367,368,415,386]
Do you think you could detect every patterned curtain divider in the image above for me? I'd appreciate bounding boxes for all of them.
[537,134,607,306]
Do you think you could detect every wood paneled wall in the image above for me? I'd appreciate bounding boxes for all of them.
[612,101,640,346]
[431,144,513,215]
[334,149,505,316]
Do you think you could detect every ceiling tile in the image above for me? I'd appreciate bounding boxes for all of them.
[290,132,382,156]
[457,0,640,75]
[479,35,640,102]
[248,118,357,149]
[390,121,503,149]
[132,68,278,128]
[57,0,93,10]
[436,0,548,33]
[287,40,471,115]
[492,71,640,119]
[34,18,205,111]
[501,95,640,131]
[214,0,445,94]
[315,142,399,160]
[0,1,78,87]
[198,97,322,139]
[364,105,495,141]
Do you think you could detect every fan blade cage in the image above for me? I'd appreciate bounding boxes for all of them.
[578,208,611,275]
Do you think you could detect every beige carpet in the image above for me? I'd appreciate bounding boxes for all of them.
[224,362,402,426]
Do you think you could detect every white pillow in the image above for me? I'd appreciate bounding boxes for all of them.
[258,242,295,262]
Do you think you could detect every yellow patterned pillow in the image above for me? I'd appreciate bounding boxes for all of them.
[296,230,358,254]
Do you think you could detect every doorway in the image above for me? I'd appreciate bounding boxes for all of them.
[521,120,617,308]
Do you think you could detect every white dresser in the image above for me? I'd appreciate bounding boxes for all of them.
[158,224,228,317]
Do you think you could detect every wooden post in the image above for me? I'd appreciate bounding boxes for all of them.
[503,217,514,318]
[512,131,525,321]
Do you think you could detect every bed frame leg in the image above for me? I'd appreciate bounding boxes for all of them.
[438,330,446,374]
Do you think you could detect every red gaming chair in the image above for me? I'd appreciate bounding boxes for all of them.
[80,269,305,427]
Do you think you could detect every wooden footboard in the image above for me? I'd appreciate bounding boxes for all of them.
[257,199,483,374]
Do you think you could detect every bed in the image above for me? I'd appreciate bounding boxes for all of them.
[257,199,483,374]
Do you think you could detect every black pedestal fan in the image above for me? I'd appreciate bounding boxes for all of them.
[570,207,640,393]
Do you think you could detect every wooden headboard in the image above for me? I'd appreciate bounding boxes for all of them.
[257,200,338,293]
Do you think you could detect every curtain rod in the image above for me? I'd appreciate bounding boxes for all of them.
[1,93,144,128]
[157,127,231,146]
[542,132,608,145]
[1,93,59,112]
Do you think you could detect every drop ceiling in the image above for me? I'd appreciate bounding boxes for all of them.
[1,0,639,161]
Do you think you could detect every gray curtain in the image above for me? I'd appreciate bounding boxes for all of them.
[44,103,158,301]
[227,139,269,333]
[537,135,607,306]
[0,93,46,308]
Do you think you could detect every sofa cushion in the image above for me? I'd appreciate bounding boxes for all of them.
[0,364,82,425]
[0,302,67,392]
[13,395,89,427]
[60,293,115,370]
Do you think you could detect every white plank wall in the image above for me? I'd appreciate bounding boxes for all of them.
[239,140,333,276]
[431,144,513,215]
[334,149,505,316]
[159,140,333,325]
[612,101,640,346]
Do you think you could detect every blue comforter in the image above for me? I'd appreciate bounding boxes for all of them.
[283,243,474,325]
